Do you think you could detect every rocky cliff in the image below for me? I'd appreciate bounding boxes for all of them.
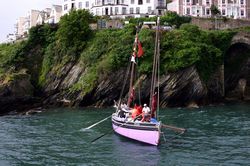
[40,64,212,108]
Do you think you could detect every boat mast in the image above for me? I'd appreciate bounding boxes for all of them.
[150,17,160,120]
[127,27,139,107]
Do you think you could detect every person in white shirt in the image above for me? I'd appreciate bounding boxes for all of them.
[141,104,151,122]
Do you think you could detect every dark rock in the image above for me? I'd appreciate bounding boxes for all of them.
[0,73,40,115]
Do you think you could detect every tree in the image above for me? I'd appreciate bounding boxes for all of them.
[56,9,95,54]
[210,4,220,17]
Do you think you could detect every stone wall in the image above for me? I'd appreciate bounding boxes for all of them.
[191,17,250,30]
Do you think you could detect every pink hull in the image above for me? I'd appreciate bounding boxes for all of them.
[112,123,160,146]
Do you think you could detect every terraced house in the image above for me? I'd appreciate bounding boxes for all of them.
[178,0,250,19]
[62,0,167,18]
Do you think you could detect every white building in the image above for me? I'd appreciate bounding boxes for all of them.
[217,0,249,19]
[47,5,63,23]
[62,0,167,18]
[36,5,62,25]
[15,5,62,40]
[177,0,250,19]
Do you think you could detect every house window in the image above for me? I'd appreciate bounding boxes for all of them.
[192,0,198,5]
[105,8,109,15]
[115,7,119,14]
[206,0,209,5]
[97,0,101,5]
[222,9,225,15]
[110,7,113,15]
[147,0,150,3]
[187,8,190,15]
[148,7,152,13]
[240,0,244,4]
[64,4,68,10]
[96,8,100,15]
[78,2,82,8]
[131,0,134,4]
[122,7,126,14]
[138,0,143,5]
[130,7,134,14]
[186,0,190,3]
[241,10,244,16]
[136,7,140,13]
[86,1,89,7]
[206,8,210,15]
[71,3,75,9]
[222,0,225,4]
[121,0,124,4]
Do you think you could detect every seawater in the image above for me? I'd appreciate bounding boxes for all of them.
[0,104,250,165]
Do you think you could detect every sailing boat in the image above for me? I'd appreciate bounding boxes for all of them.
[111,17,161,146]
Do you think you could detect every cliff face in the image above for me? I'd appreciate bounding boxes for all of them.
[40,63,210,108]
[0,59,225,115]
[0,72,38,114]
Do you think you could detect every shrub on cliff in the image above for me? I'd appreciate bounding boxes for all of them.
[161,24,229,81]
[160,11,191,28]
[128,11,191,28]
[70,24,135,93]
[56,9,94,54]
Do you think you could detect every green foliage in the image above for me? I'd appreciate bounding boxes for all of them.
[71,25,135,94]
[127,11,191,28]
[80,24,135,69]
[0,42,26,74]
[161,11,191,28]
[137,29,155,74]
[38,42,57,85]
[210,4,221,16]
[160,24,233,81]
[56,9,94,54]
[70,66,98,95]
[28,24,58,47]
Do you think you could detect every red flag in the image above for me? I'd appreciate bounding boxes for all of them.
[137,40,144,57]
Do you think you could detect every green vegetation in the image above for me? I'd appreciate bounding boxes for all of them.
[210,4,221,16]
[161,24,236,81]
[56,9,95,54]
[0,10,244,96]
[128,11,191,28]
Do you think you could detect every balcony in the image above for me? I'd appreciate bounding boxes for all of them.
[156,2,167,9]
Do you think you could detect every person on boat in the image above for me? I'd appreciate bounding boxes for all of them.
[121,102,130,112]
[131,104,141,120]
[141,104,151,122]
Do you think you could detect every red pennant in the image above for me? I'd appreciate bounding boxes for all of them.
[137,40,144,57]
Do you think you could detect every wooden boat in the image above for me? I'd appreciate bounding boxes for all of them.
[112,17,162,146]
[112,114,161,145]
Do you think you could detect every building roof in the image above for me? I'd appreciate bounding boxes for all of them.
[52,5,62,13]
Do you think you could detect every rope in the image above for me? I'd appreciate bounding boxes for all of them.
[117,61,132,111]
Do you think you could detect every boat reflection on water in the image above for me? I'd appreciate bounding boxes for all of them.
[110,133,161,165]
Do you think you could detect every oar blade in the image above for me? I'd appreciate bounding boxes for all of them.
[85,115,111,130]
[162,124,186,134]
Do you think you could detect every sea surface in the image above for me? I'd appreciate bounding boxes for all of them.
[0,104,250,166]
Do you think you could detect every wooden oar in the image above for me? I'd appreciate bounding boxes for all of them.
[91,113,143,143]
[85,115,111,130]
[162,124,186,134]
